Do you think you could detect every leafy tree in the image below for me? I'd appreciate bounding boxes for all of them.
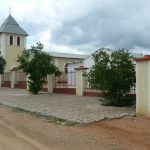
[17,42,61,94]
[88,48,136,106]
[0,55,6,74]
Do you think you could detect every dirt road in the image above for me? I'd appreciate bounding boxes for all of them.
[0,105,149,150]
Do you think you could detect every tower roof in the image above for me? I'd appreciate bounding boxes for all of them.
[0,15,28,36]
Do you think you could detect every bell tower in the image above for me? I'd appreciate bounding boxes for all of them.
[0,14,28,71]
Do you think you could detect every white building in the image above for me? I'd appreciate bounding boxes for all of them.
[67,48,142,86]
[68,48,142,72]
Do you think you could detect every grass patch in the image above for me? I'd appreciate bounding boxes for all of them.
[13,107,79,126]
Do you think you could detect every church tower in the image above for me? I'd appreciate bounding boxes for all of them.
[0,14,28,71]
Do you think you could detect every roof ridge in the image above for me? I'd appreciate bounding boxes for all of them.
[0,15,28,36]
[49,51,89,56]
[1,15,19,26]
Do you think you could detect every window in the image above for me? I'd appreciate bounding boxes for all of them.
[17,36,20,46]
[64,63,68,73]
[10,35,13,45]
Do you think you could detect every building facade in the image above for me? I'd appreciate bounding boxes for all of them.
[68,48,143,72]
[49,52,88,72]
[0,14,28,71]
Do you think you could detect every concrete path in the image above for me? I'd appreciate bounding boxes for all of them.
[0,87,135,123]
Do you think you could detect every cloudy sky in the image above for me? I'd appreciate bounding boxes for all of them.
[0,0,150,54]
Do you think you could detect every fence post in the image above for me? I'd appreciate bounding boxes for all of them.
[134,55,150,117]
[75,67,88,96]
[11,70,16,88]
[47,74,54,93]
[26,75,29,90]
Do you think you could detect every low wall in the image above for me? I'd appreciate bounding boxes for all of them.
[83,91,101,97]
[53,88,76,95]
[1,81,11,88]
[41,88,48,92]
[15,81,27,89]
[83,91,136,97]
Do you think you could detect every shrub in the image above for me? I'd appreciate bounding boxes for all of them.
[88,48,136,106]
[0,55,6,74]
[17,42,61,94]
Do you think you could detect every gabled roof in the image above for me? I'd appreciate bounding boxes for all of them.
[0,15,28,36]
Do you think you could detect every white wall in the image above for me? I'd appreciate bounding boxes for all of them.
[83,55,94,72]
[1,33,6,58]
[68,61,83,86]
[68,61,83,72]
[67,55,96,72]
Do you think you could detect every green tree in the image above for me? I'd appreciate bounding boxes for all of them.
[0,55,6,74]
[88,48,136,106]
[17,42,61,94]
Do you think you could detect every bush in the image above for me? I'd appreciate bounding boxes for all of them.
[100,92,136,107]
[0,55,6,74]
[17,42,61,94]
[88,48,136,106]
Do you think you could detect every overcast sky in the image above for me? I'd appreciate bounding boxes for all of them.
[0,0,150,54]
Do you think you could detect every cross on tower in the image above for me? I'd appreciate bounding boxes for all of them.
[9,5,11,15]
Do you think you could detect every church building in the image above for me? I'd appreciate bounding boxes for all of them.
[0,14,88,73]
[0,14,28,71]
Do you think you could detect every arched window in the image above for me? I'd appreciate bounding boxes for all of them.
[64,63,68,73]
[10,35,13,45]
[17,36,20,46]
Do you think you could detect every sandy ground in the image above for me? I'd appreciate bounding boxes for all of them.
[0,105,149,150]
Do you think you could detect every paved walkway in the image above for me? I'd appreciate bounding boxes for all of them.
[0,87,135,123]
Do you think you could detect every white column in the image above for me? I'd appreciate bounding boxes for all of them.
[11,71,16,88]
[135,56,150,117]
[26,75,29,90]
[1,33,6,58]
[47,74,54,93]
[23,37,27,48]
[75,67,88,96]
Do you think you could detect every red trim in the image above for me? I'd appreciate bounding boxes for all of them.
[134,55,150,62]
[15,81,27,89]
[41,88,48,92]
[128,93,136,96]
[83,91,136,97]
[53,88,76,95]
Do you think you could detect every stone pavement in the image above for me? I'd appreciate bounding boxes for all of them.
[0,87,135,123]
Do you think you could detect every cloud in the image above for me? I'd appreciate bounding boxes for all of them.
[0,0,150,54]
